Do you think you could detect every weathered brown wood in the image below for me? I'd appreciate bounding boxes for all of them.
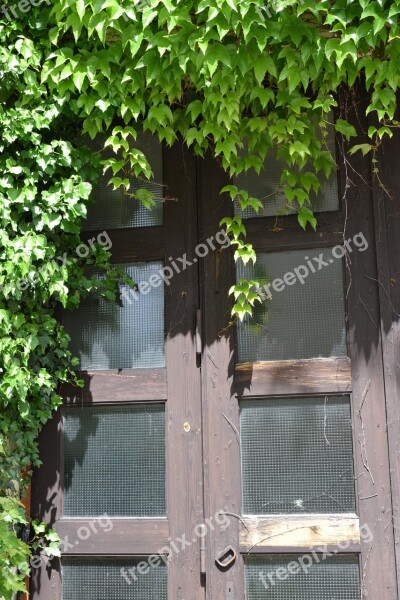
[240,515,360,553]
[370,121,400,592]
[340,85,398,599]
[30,143,204,600]
[199,153,244,599]
[56,519,169,554]
[30,412,62,600]
[246,212,343,252]
[31,409,63,525]
[235,358,351,397]
[81,226,165,262]
[29,557,61,600]
[61,368,167,404]
[164,143,205,600]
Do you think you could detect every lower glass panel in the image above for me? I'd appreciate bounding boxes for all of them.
[246,554,360,599]
[241,396,355,514]
[63,404,166,517]
[62,557,167,600]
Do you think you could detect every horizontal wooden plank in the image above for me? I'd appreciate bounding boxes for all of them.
[240,515,360,553]
[235,358,351,397]
[246,213,343,252]
[81,227,165,262]
[56,519,169,555]
[61,368,167,404]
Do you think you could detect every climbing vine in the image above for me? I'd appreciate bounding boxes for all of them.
[1,0,400,594]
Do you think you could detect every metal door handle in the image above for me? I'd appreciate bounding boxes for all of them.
[215,545,237,569]
[195,308,202,355]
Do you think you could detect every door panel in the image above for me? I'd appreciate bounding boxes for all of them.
[30,131,399,600]
[31,143,205,600]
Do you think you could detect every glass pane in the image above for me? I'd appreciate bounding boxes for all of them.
[241,396,355,515]
[236,247,347,361]
[63,262,165,370]
[246,555,360,600]
[62,557,167,600]
[85,132,163,230]
[63,404,166,517]
[234,125,338,218]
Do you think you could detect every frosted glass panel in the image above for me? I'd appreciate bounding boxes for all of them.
[63,262,164,370]
[241,396,355,515]
[85,132,163,230]
[236,248,347,361]
[62,557,167,600]
[234,125,338,218]
[246,555,360,600]
[63,404,166,517]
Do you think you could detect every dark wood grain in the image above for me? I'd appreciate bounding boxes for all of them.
[370,115,400,593]
[56,519,169,554]
[81,226,165,262]
[30,411,62,600]
[246,212,343,252]
[164,143,205,600]
[235,358,351,397]
[31,409,63,525]
[340,85,398,599]
[199,153,245,599]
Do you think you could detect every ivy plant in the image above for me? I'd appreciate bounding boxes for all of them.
[1,0,400,594]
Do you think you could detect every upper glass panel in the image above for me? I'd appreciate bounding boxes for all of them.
[241,396,355,515]
[85,132,163,230]
[62,557,167,600]
[245,555,360,600]
[63,262,165,370]
[236,247,347,362]
[234,125,338,218]
[63,404,166,517]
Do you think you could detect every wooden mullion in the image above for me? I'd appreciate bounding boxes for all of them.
[163,142,205,600]
[199,154,244,600]
[246,212,343,253]
[56,519,169,555]
[240,515,360,553]
[235,358,351,397]
[61,368,167,404]
[81,226,165,263]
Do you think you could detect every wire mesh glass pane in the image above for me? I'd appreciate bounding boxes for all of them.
[63,262,165,370]
[241,396,355,514]
[246,554,360,600]
[63,404,166,517]
[85,132,163,230]
[234,125,338,218]
[236,248,347,361]
[62,557,167,600]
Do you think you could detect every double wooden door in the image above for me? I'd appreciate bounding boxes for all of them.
[31,125,398,599]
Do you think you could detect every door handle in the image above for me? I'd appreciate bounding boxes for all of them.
[199,524,206,576]
[195,308,202,356]
[215,545,237,569]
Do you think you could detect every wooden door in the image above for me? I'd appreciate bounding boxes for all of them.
[199,103,398,599]
[31,140,205,600]
[31,117,399,600]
